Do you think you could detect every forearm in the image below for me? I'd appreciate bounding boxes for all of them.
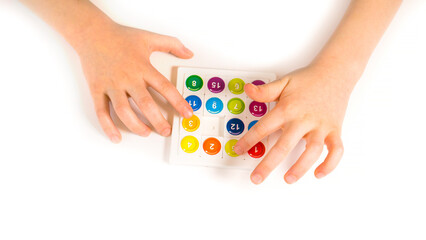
[18,0,112,51]
[312,0,402,87]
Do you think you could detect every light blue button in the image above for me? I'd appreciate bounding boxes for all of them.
[205,97,223,114]
[248,120,258,130]
[185,95,202,112]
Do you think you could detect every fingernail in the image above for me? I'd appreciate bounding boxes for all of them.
[162,128,171,136]
[316,172,325,179]
[233,145,243,155]
[139,130,151,137]
[183,46,193,56]
[251,174,263,184]
[285,174,297,184]
[247,83,258,90]
[111,135,121,144]
[184,109,193,118]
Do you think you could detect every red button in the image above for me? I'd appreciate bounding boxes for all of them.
[248,142,265,158]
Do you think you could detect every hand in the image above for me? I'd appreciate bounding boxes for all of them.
[234,64,355,184]
[76,22,194,143]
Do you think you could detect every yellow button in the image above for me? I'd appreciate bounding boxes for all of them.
[225,139,239,157]
[181,136,199,153]
[182,115,200,132]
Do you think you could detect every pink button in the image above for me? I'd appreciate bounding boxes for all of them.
[252,80,265,86]
[249,101,267,117]
[207,77,225,93]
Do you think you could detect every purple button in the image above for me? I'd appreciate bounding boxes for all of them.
[249,101,267,117]
[252,80,266,86]
[207,77,225,93]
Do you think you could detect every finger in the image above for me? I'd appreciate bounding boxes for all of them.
[234,107,286,155]
[151,34,193,59]
[314,131,344,178]
[284,132,325,184]
[244,77,290,102]
[145,67,193,118]
[250,125,309,184]
[92,93,122,143]
[108,91,151,137]
[128,87,171,136]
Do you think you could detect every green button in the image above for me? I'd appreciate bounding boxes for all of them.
[228,78,245,94]
[186,75,203,91]
[225,139,239,157]
[227,98,245,114]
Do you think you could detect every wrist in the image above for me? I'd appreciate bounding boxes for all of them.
[310,54,364,87]
[305,55,364,100]
[62,3,116,54]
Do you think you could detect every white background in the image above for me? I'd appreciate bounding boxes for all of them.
[1,0,425,239]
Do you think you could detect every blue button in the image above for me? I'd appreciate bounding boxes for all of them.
[248,120,258,131]
[205,97,223,114]
[185,95,202,112]
[226,118,245,135]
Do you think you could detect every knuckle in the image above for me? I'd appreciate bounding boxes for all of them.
[323,161,339,173]
[170,36,182,45]
[274,144,289,155]
[334,144,344,156]
[307,141,324,151]
[115,104,130,116]
[95,109,108,119]
[177,98,189,109]
[138,95,154,108]
[90,83,105,94]
[257,162,273,175]
[159,79,173,92]
[253,124,268,138]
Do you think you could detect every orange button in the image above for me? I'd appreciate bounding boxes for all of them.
[248,142,265,158]
[203,137,221,155]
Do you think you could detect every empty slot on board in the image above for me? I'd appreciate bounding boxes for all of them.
[201,116,224,137]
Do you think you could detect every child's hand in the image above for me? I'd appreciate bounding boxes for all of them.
[76,23,194,143]
[234,64,354,184]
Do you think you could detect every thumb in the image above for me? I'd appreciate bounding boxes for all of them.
[151,34,193,59]
[245,77,289,102]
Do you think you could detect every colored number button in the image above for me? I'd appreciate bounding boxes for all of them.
[205,97,224,114]
[226,118,245,136]
[203,137,221,155]
[185,95,202,111]
[181,136,199,153]
[182,115,200,132]
[252,80,266,86]
[227,98,245,114]
[186,75,203,91]
[225,139,239,157]
[248,120,258,130]
[249,101,267,117]
[228,78,245,95]
[207,77,225,93]
[248,142,265,158]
